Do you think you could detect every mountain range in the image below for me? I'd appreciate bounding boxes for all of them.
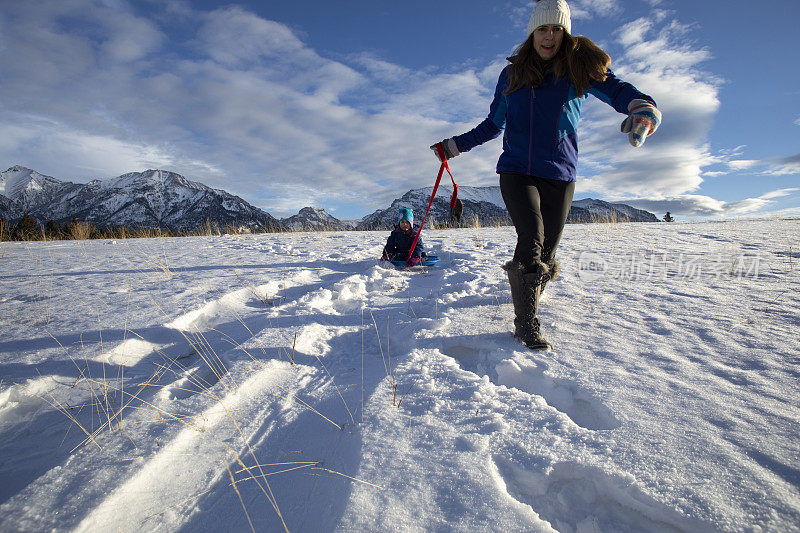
[358,186,510,229]
[1,166,658,232]
[282,207,353,231]
[0,166,280,233]
[359,185,658,227]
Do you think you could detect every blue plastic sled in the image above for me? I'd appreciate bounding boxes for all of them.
[389,255,440,268]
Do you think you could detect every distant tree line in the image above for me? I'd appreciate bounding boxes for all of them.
[0,215,283,242]
[1,209,670,242]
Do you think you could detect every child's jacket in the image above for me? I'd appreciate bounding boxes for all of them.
[383,225,424,260]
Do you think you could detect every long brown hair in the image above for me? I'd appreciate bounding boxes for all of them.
[505,32,611,97]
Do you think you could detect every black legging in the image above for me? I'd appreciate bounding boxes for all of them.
[499,172,575,270]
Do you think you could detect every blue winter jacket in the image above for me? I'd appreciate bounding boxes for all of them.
[453,65,656,181]
[383,225,424,260]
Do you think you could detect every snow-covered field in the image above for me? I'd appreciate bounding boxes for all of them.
[1,219,798,532]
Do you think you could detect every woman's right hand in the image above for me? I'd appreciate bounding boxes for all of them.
[620,99,661,147]
[430,138,460,162]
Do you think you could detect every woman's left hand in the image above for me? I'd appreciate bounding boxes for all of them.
[430,138,460,161]
[621,99,662,147]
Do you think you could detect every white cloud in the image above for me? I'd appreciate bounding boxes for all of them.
[764,154,800,176]
[0,1,771,219]
[0,1,505,215]
[573,14,720,199]
[569,0,620,21]
[727,160,759,170]
[197,7,307,67]
[581,0,618,17]
[97,8,165,63]
[0,113,204,180]
[759,188,799,200]
[622,188,800,217]
[615,19,652,47]
[698,151,800,179]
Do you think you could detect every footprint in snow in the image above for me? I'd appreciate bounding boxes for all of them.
[495,357,621,431]
[441,343,620,431]
[492,456,717,533]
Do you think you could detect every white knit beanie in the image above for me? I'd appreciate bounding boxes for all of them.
[527,0,572,37]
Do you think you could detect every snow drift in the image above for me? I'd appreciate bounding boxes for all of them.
[1,218,798,531]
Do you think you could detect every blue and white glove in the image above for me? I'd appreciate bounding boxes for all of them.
[620,99,662,147]
[430,138,460,162]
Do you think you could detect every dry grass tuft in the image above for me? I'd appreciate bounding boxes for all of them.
[18,246,388,531]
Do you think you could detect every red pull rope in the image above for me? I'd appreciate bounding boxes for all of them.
[406,144,459,263]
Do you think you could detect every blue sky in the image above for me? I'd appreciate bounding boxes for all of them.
[1,0,798,219]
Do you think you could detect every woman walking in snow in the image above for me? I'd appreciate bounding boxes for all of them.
[431,0,661,350]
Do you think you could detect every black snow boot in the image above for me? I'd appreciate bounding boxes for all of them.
[503,260,552,351]
[540,257,561,296]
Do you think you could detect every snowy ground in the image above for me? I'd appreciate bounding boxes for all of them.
[1,218,799,532]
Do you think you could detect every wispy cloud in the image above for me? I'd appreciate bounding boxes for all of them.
[0,1,499,215]
[727,160,759,171]
[764,154,800,176]
[623,188,800,217]
[704,151,800,178]
[568,0,620,21]
[0,1,786,219]
[760,188,799,200]
[575,14,720,201]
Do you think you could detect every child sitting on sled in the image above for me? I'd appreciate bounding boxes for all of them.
[382,207,424,266]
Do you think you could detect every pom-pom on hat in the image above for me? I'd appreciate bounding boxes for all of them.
[398,207,414,224]
[527,0,571,37]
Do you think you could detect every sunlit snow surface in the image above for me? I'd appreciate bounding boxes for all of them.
[1,219,798,532]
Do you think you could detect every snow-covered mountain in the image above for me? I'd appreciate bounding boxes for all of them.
[357,185,657,229]
[1,166,658,234]
[357,186,509,230]
[0,193,23,222]
[571,198,659,223]
[0,166,81,214]
[0,166,281,232]
[281,207,349,231]
[0,166,82,223]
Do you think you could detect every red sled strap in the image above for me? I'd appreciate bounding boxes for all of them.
[406,144,458,264]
